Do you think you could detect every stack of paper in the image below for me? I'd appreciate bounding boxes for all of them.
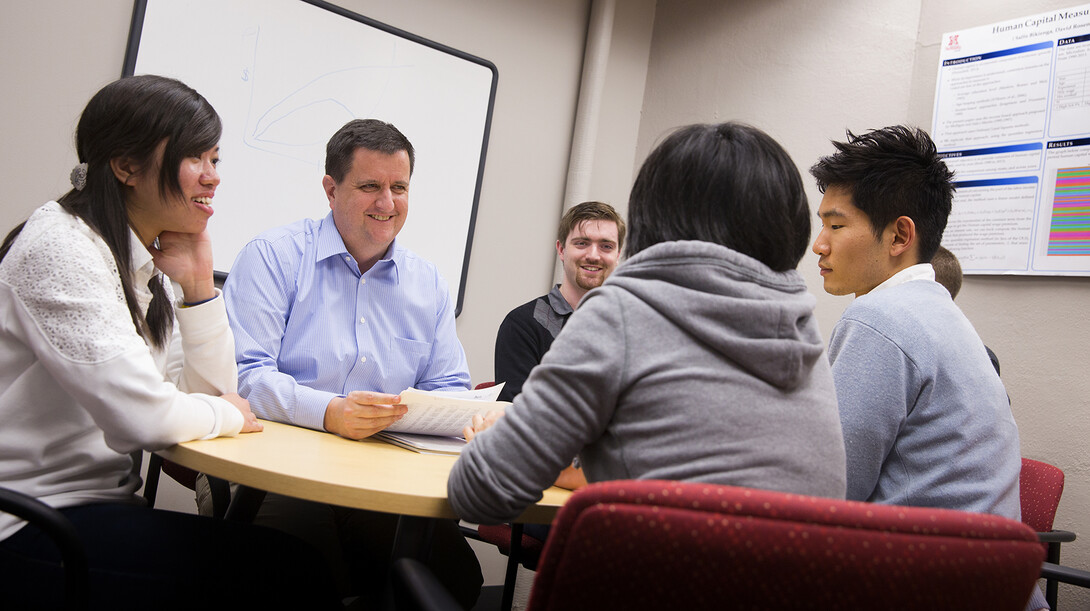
[374,384,510,454]
[374,432,468,456]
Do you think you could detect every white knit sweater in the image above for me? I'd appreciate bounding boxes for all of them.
[0,202,243,540]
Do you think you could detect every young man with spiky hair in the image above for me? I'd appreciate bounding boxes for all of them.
[811,126,1045,611]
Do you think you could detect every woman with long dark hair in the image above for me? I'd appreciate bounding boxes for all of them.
[0,75,337,608]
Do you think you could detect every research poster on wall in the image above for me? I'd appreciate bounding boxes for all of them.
[931,4,1090,275]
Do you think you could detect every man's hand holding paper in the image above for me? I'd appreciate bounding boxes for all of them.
[324,391,408,440]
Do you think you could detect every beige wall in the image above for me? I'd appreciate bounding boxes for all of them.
[1,1,133,224]
[640,0,1089,606]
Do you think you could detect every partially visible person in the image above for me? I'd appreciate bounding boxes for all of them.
[450,122,847,526]
[931,245,1001,375]
[931,245,962,299]
[224,119,480,607]
[494,201,625,403]
[810,126,1045,611]
[0,75,338,609]
[494,201,625,492]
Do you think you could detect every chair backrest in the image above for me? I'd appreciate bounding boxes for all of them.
[0,486,89,608]
[528,480,1044,611]
[1019,457,1065,534]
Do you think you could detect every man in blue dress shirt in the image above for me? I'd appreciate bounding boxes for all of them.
[223,119,481,607]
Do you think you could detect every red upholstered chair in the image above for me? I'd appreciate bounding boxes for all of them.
[398,480,1046,610]
[1020,457,1077,609]
[476,523,544,571]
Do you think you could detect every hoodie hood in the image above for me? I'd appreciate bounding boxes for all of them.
[600,240,824,390]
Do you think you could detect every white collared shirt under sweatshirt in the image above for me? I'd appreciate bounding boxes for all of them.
[0,202,243,540]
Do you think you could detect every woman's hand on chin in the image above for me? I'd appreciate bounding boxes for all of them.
[150,229,215,302]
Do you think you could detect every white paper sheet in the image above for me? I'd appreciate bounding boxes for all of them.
[383,384,509,437]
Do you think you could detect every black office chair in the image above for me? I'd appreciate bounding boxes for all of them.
[1041,562,1090,590]
[0,486,89,610]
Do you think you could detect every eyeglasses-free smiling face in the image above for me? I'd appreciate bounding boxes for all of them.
[325,147,411,273]
[812,186,895,298]
[558,219,621,296]
[124,142,221,246]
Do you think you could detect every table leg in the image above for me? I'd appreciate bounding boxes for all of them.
[224,485,266,523]
[383,515,438,609]
[391,515,437,561]
[501,523,524,611]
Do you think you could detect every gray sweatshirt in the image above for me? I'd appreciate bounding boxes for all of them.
[449,240,846,524]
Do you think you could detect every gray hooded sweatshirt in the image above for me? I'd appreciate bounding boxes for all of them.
[449,240,846,524]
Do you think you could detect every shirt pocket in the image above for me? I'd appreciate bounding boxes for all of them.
[389,336,432,377]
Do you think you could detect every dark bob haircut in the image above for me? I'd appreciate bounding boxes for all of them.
[625,122,810,272]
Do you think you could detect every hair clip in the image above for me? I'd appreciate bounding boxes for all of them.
[69,162,88,191]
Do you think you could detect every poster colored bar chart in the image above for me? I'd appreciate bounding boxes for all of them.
[1047,166,1090,255]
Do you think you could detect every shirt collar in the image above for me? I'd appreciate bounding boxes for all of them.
[869,263,935,294]
[372,240,402,285]
[317,212,402,284]
[129,227,156,288]
[546,284,574,316]
[316,212,351,262]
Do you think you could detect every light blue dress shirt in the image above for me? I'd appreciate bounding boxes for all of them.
[224,212,470,431]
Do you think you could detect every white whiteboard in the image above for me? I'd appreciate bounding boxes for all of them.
[123,0,498,313]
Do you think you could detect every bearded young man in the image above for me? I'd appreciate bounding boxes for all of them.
[493,201,625,403]
[492,201,624,491]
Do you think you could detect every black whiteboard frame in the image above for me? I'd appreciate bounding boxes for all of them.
[121,0,499,316]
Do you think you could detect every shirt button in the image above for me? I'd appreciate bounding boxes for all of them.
[360,277,366,285]
[359,317,366,324]
[360,356,368,364]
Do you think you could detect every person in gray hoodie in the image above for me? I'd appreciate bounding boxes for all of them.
[448,122,847,525]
